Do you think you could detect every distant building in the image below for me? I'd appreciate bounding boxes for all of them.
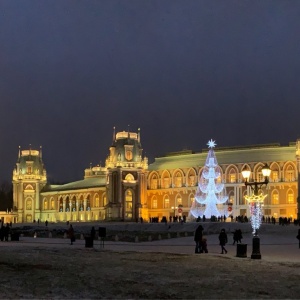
[10,129,300,223]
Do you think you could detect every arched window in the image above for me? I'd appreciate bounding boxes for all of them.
[65,198,70,212]
[189,194,195,207]
[164,195,170,208]
[50,198,55,210]
[228,168,236,183]
[125,189,133,218]
[176,195,182,206]
[285,165,295,182]
[59,198,63,212]
[152,195,158,209]
[150,174,158,189]
[272,191,279,205]
[175,172,182,187]
[72,197,76,211]
[43,199,48,210]
[287,190,294,204]
[125,173,135,181]
[94,194,99,207]
[86,199,91,211]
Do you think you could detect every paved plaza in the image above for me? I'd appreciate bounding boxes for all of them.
[4,222,299,263]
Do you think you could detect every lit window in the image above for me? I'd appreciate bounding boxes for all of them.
[175,173,182,187]
[230,174,236,183]
[272,171,278,182]
[151,176,158,189]
[177,197,182,206]
[152,198,157,209]
[188,176,195,186]
[163,178,170,189]
[164,197,170,208]
[272,193,279,205]
[286,170,294,182]
[288,192,294,204]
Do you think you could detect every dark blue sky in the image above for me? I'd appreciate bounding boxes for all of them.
[1,0,300,182]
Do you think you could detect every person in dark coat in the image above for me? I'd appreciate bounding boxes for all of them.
[233,229,243,245]
[219,228,228,254]
[297,229,300,249]
[194,225,204,253]
[68,224,75,245]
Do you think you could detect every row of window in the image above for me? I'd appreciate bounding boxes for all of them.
[148,166,297,189]
[149,189,296,209]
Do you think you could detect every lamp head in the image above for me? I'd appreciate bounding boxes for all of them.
[262,164,271,178]
[241,165,251,180]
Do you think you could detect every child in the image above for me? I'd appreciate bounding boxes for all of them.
[201,237,208,253]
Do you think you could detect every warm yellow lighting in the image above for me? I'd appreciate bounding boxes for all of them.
[245,193,267,203]
[261,164,271,177]
[241,165,251,180]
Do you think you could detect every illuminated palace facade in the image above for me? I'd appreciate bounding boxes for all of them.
[10,129,300,223]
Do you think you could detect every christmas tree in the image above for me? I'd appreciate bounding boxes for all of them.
[190,139,229,218]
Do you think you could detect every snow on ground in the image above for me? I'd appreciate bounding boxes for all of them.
[0,221,299,299]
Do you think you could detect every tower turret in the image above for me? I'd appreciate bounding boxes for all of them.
[12,146,47,223]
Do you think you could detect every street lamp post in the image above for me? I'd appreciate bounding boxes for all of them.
[241,164,271,259]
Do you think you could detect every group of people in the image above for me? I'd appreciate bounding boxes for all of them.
[0,222,11,241]
[67,225,98,245]
[194,225,242,254]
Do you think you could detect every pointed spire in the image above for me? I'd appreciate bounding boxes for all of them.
[112,126,116,143]
[29,144,32,156]
[18,146,21,159]
[138,128,140,143]
[40,146,42,159]
[127,124,130,138]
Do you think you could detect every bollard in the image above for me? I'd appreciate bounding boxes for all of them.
[115,235,119,241]
[48,232,52,238]
[236,244,247,258]
[148,235,152,241]
[80,234,84,240]
[177,232,180,238]
[185,232,188,237]
[135,236,139,243]
[167,233,171,239]
[63,232,67,239]
[158,234,162,240]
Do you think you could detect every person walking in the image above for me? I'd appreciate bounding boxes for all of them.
[68,224,75,245]
[297,229,300,249]
[219,228,228,254]
[194,225,204,253]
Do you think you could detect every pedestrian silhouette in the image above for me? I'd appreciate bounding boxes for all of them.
[219,228,228,254]
[194,225,204,253]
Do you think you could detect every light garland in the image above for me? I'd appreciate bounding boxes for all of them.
[245,193,267,235]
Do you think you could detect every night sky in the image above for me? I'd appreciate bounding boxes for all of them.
[1,1,300,183]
